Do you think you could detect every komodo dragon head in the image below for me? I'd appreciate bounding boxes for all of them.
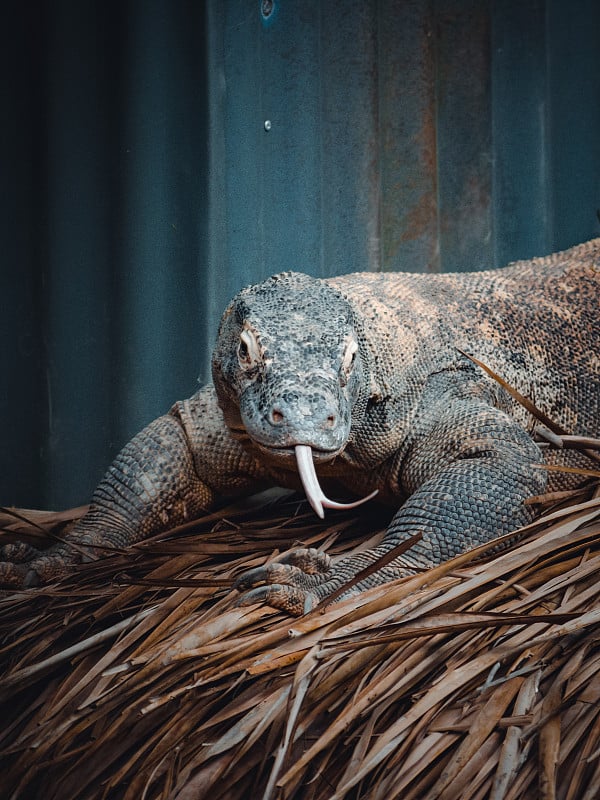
[212,271,377,516]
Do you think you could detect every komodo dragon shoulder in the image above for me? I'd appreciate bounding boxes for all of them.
[1,239,599,614]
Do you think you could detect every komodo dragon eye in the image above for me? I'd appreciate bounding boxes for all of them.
[238,328,260,369]
[341,338,358,384]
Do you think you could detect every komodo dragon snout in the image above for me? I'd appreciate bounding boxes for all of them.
[211,271,377,518]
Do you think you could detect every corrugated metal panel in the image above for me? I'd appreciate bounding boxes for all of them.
[2,0,599,509]
[3,1,209,509]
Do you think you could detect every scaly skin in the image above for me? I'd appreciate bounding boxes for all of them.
[1,240,599,614]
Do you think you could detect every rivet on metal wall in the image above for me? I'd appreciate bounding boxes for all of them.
[261,0,274,20]
[264,120,272,131]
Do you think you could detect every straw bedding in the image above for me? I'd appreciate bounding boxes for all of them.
[1,467,599,799]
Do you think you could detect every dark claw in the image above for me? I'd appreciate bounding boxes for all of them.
[235,583,318,616]
[233,562,302,592]
[24,569,41,588]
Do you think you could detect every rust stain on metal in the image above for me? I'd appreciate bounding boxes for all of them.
[399,108,438,247]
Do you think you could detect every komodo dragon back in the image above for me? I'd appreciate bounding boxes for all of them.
[329,237,599,446]
[1,239,599,615]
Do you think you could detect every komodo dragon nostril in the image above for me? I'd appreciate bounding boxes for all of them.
[270,408,285,425]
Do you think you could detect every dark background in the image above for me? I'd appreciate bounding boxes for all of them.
[2,0,599,509]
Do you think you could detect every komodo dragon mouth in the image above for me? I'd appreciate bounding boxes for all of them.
[294,444,378,519]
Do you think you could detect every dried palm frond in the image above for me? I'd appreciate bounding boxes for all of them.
[1,450,599,800]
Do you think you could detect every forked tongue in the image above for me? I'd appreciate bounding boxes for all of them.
[295,444,378,519]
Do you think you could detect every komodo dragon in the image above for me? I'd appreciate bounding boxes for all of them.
[1,240,599,614]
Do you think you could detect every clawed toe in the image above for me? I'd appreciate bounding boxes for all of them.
[235,583,318,615]
[0,558,58,589]
[0,542,41,564]
[275,547,331,574]
[0,549,85,590]
[0,562,30,588]
[233,561,303,592]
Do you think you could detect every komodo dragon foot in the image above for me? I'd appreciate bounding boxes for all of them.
[234,548,333,615]
[234,546,411,616]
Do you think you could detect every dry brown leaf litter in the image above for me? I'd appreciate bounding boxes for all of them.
[0,477,599,799]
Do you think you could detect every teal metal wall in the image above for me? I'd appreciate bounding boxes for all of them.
[2,0,599,509]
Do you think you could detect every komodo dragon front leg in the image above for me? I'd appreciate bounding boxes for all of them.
[0,387,268,587]
[236,384,547,615]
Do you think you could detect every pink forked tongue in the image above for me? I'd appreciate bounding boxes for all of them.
[294,444,378,519]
